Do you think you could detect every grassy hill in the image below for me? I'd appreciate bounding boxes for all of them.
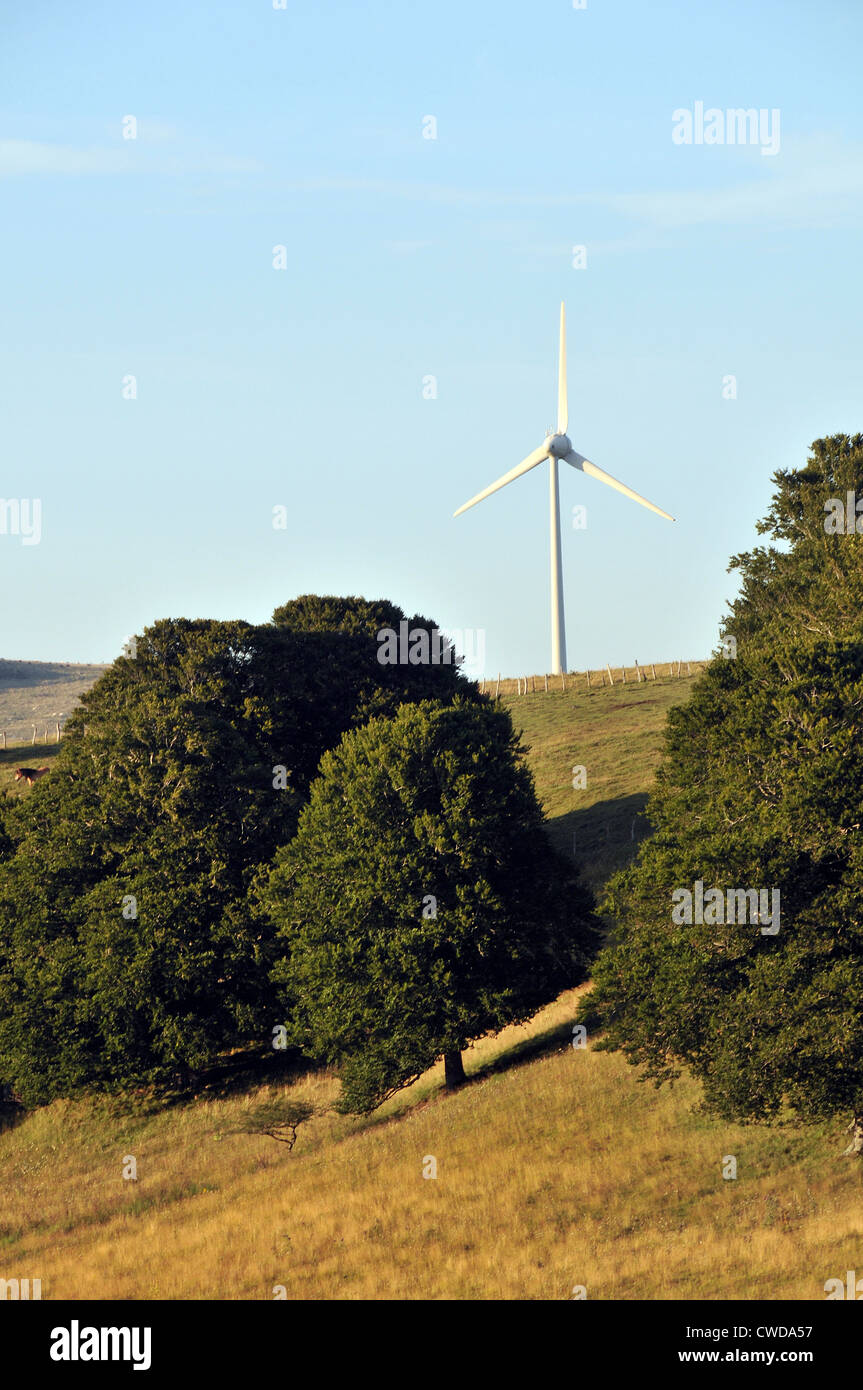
[504,670,697,891]
[2,671,861,1301]
[0,659,107,746]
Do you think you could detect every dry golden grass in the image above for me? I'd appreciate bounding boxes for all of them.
[2,989,859,1300]
[0,659,105,745]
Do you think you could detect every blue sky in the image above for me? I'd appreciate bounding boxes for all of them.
[1,0,861,674]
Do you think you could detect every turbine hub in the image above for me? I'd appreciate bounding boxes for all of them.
[546,432,572,459]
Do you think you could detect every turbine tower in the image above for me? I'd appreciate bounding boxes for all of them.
[453,303,675,675]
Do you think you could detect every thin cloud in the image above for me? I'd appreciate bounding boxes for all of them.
[283,136,863,232]
[606,141,863,230]
[6,131,860,236]
[283,176,578,207]
[0,140,132,175]
[0,138,264,177]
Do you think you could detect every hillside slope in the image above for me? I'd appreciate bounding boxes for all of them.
[0,659,107,744]
[2,672,860,1301]
[504,671,695,891]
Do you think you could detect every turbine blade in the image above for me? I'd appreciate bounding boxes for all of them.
[557,301,567,434]
[564,450,675,521]
[453,445,549,517]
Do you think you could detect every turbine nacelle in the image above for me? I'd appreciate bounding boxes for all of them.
[545,432,572,459]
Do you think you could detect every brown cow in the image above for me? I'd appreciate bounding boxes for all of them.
[13,767,50,786]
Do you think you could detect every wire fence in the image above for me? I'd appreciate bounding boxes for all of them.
[0,720,64,750]
[479,659,708,697]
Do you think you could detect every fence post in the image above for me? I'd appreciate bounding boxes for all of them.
[651,662,657,681]
[544,673,548,692]
[587,668,591,688]
[634,659,642,683]
[561,672,566,692]
[622,664,627,683]
[31,725,37,745]
[606,663,614,686]
[56,721,61,743]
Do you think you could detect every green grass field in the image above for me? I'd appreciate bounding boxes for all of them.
[0,741,62,803]
[505,671,694,890]
[2,672,861,1301]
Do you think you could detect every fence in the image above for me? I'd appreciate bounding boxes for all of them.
[0,722,62,750]
[478,660,707,697]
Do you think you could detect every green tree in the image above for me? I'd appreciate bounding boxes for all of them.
[262,698,600,1113]
[0,601,478,1105]
[268,594,475,774]
[723,433,863,647]
[271,593,406,637]
[0,619,302,1102]
[233,1097,314,1148]
[581,435,863,1154]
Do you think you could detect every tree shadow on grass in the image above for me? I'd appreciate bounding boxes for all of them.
[548,792,652,896]
[427,800,657,1097]
[103,1047,320,1121]
[469,1016,578,1084]
[0,1098,26,1136]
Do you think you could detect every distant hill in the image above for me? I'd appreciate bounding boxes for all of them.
[0,659,107,744]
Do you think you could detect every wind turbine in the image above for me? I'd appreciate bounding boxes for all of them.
[453,303,675,675]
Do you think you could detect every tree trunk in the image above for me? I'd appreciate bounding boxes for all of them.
[843,1115,863,1156]
[444,1050,466,1090]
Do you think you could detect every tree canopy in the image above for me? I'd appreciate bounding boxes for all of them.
[581,435,863,1142]
[262,697,600,1113]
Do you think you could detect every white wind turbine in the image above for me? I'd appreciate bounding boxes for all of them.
[454,303,675,675]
